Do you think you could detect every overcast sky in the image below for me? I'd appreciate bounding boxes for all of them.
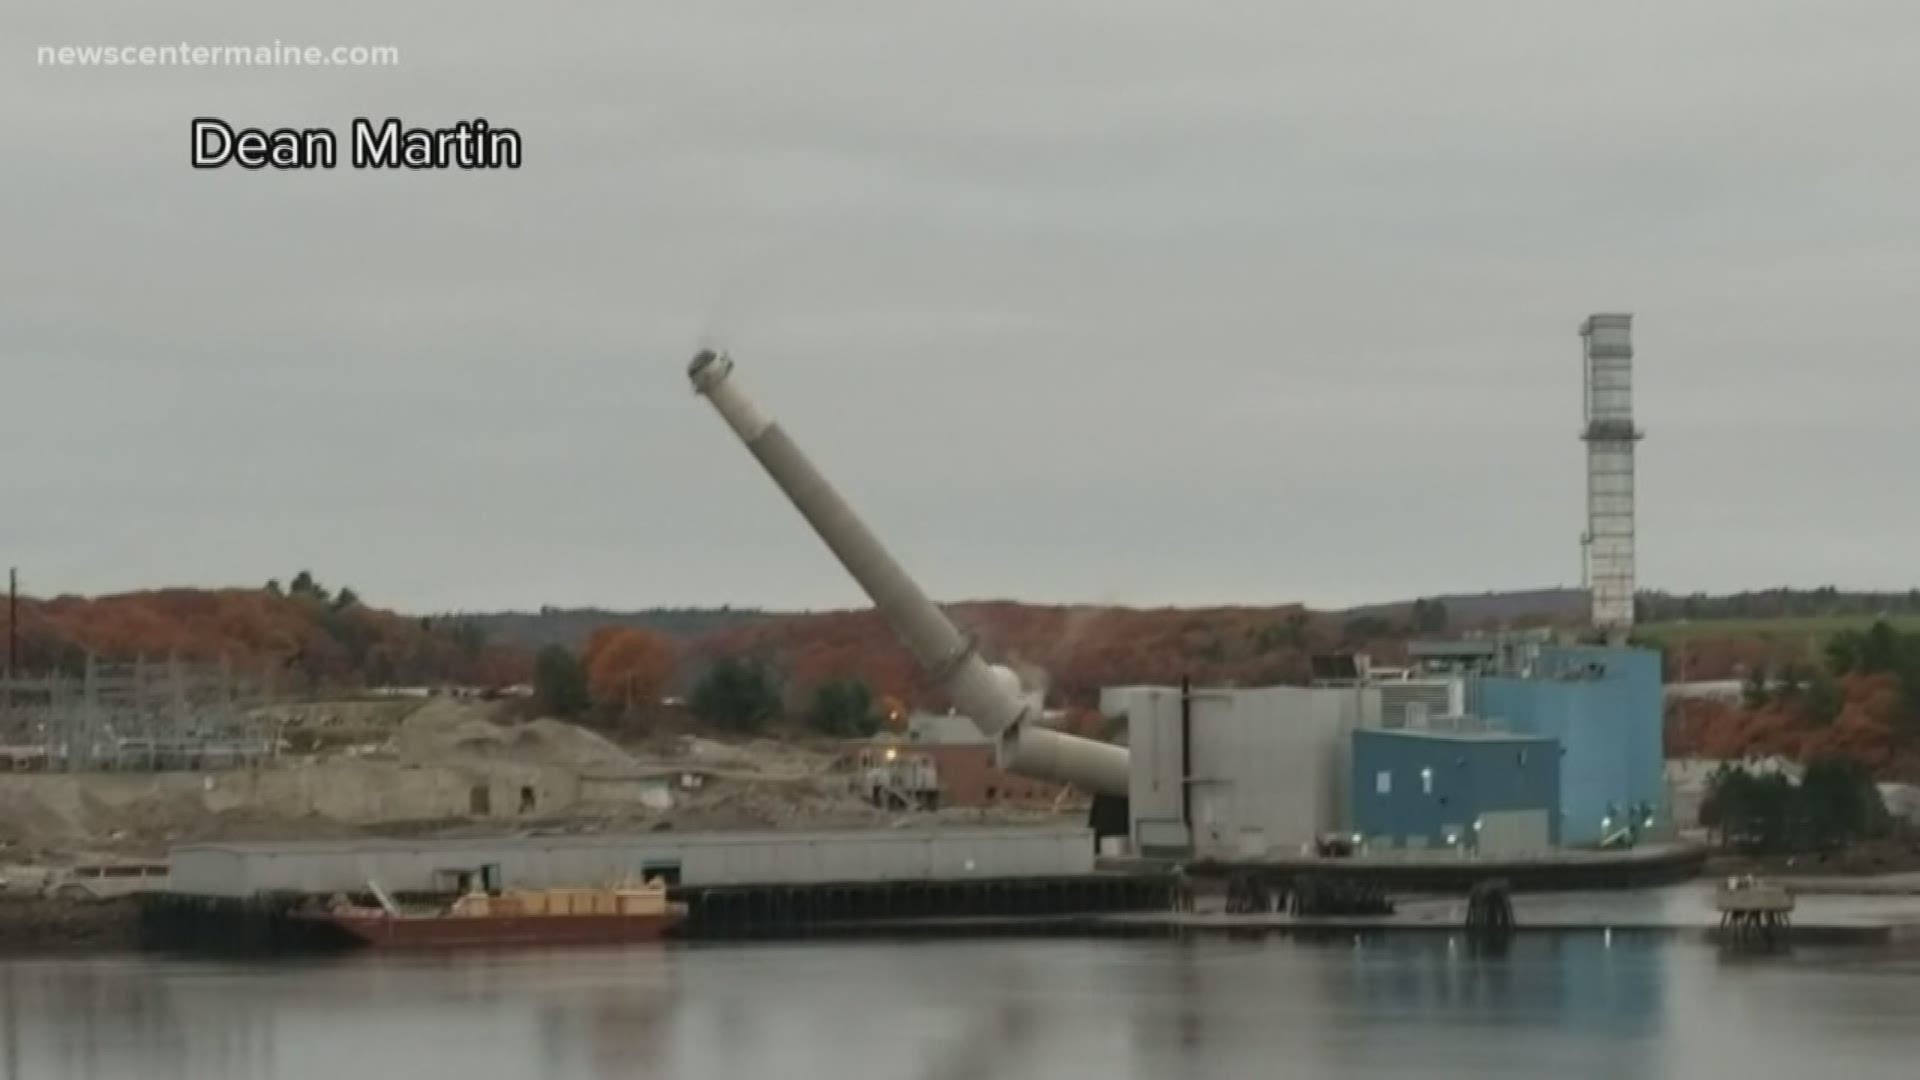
[5,2,1917,613]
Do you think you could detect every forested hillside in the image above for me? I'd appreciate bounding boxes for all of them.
[2,573,528,689]
[12,577,1920,779]
[1666,620,1920,779]
[447,606,772,651]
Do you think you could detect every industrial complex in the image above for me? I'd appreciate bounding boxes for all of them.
[684,312,1668,870]
[1118,315,1659,863]
[1103,632,1664,861]
[133,311,1684,946]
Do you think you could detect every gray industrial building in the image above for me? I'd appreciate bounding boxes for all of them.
[1104,684,1382,859]
[168,826,1096,899]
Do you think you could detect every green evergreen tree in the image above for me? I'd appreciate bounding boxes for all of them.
[807,678,879,737]
[691,658,782,733]
[533,645,590,718]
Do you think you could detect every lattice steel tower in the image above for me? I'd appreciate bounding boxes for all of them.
[1580,313,1641,642]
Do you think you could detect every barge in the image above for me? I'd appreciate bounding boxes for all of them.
[297,879,685,949]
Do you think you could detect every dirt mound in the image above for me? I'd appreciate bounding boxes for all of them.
[0,774,327,861]
[392,698,508,761]
[670,778,877,829]
[514,719,637,772]
[257,699,427,731]
[0,693,1071,864]
[669,736,833,778]
[390,700,636,772]
[0,783,93,848]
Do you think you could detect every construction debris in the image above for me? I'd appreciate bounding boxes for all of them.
[0,697,1075,883]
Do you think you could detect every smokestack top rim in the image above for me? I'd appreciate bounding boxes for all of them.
[1579,312,1634,335]
[687,348,732,392]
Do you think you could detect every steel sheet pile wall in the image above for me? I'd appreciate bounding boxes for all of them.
[168,827,1095,899]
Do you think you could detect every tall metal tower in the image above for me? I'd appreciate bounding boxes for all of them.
[1579,314,1641,642]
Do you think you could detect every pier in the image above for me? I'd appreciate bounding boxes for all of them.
[1132,840,1709,896]
[1715,877,1794,943]
[145,827,1175,951]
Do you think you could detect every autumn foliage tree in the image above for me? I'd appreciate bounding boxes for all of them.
[1668,620,1920,780]
[0,582,531,690]
[684,602,1344,718]
[582,626,678,713]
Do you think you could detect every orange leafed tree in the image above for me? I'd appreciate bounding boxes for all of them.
[1667,672,1920,779]
[5,587,532,689]
[585,626,679,711]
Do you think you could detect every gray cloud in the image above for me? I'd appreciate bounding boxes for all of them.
[3,2,1916,612]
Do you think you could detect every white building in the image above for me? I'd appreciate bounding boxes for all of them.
[1102,685,1382,860]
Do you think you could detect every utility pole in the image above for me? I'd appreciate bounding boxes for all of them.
[5,568,15,717]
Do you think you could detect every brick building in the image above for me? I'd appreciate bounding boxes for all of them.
[844,712,1069,810]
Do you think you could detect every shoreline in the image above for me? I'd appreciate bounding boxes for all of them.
[0,897,144,955]
[10,870,1920,957]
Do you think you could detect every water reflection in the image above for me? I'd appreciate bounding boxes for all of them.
[1121,932,1665,1079]
[533,968,678,1074]
[0,934,1912,1079]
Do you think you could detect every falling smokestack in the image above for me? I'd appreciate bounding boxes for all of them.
[687,350,1129,797]
[1579,314,1641,643]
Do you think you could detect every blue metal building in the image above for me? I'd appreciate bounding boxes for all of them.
[1351,728,1561,853]
[1468,645,1663,846]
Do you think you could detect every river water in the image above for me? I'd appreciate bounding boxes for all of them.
[2,933,1915,1079]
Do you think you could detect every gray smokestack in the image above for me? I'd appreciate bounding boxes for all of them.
[688,350,1128,796]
